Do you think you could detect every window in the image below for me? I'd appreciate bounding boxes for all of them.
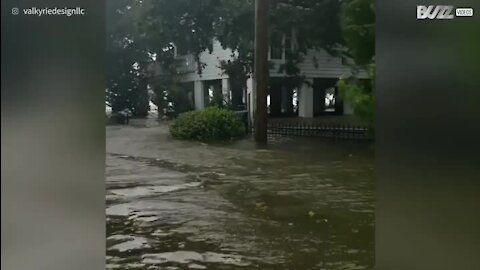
[269,30,295,60]
[324,87,336,112]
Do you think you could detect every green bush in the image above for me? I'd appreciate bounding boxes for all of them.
[170,107,246,141]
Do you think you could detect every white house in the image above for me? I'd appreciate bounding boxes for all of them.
[160,38,368,123]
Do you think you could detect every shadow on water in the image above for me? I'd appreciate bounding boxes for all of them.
[106,126,374,270]
[220,137,374,269]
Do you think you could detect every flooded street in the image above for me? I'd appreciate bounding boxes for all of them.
[106,120,374,270]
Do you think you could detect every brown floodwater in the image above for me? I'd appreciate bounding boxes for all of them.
[106,120,374,270]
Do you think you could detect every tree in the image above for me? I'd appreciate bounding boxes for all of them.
[215,0,343,77]
[214,0,344,112]
[137,0,224,116]
[106,0,349,117]
[106,0,151,116]
[337,0,375,128]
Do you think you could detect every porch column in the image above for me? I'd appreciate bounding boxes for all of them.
[194,80,205,109]
[298,79,314,118]
[246,76,254,125]
[281,86,289,114]
[221,78,231,105]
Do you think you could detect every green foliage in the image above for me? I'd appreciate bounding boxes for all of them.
[208,94,226,108]
[153,82,195,118]
[169,89,194,117]
[106,0,151,116]
[215,0,343,83]
[338,0,375,130]
[106,0,214,116]
[106,0,361,118]
[337,74,374,128]
[170,107,246,141]
[340,0,375,66]
[219,59,248,108]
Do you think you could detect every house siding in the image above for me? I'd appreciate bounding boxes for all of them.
[177,40,368,82]
[178,41,235,82]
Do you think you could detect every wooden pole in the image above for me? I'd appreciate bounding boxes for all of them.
[254,0,269,144]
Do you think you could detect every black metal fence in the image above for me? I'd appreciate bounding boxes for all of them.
[265,122,371,140]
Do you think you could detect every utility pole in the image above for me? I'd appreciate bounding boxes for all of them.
[254,0,269,144]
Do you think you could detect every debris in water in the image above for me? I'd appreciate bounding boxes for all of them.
[255,202,268,212]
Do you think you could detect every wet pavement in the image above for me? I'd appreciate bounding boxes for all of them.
[106,119,374,270]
